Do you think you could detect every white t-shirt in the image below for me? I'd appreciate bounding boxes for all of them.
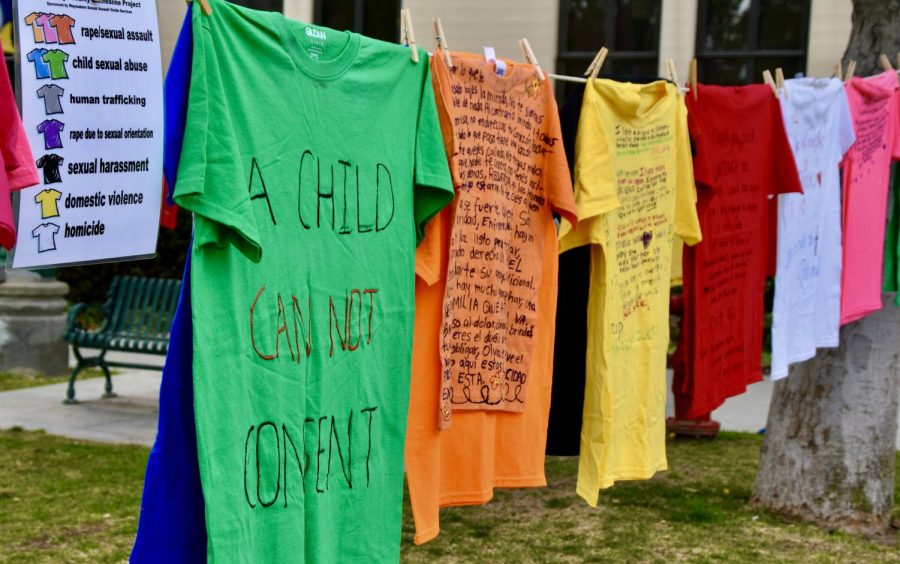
[31,222,60,253]
[771,78,856,380]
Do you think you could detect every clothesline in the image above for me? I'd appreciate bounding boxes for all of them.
[548,72,691,94]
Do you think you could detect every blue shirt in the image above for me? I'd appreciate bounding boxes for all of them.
[131,8,207,562]
[130,247,207,562]
[164,5,193,205]
[27,48,51,79]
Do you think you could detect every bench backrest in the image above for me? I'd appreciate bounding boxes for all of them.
[105,276,182,342]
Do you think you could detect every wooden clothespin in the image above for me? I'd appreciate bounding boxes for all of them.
[762,69,778,98]
[666,59,679,84]
[833,61,842,79]
[844,60,856,82]
[666,59,682,96]
[432,17,452,68]
[584,47,608,79]
[879,53,894,71]
[518,38,545,81]
[184,0,212,16]
[688,58,698,100]
[400,9,419,63]
[775,67,787,99]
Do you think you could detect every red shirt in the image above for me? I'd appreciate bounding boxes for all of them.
[0,37,40,249]
[678,84,802,418]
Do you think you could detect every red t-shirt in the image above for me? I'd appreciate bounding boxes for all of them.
[677,84,802,418]
[0,37,40,249]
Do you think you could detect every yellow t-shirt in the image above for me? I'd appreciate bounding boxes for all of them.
[34,188,62,219]
[558,79,701,506]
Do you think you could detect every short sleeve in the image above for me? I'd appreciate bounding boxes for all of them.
[51,224,60,234]
[62,52,69,62]
[172,9,261,263]
[37,122,46,133]
[37,85,46,98]
[164,5,193,203]
[685,92,713,190]
[31,225,40,237]
[836,86,856,157]
[412,50,454,246]
[540,79,578,229]
[558,84,616,251]
[674,98,702,246]
[415,53,457,284]
[893,87,900,160]
[768,98,803,195]
[0,43,39,191]
[35,156,45,168]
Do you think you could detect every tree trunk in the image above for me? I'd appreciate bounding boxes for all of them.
[753,2,900,533]
[753,300,900,532]
[842,0,900,75]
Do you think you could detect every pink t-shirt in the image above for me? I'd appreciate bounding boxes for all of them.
[35,14,59,44]
[840,71,900,324]
[0,37,40,249]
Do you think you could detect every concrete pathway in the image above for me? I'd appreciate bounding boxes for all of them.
[0,350,162,447]
[0,350,897,449]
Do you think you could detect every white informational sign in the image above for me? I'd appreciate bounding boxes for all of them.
[11,0,163,268]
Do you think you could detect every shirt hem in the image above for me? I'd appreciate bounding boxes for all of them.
[493,475,547,488]
[840,303,882,325]
[413,525,440,545]
[439,488,494,507]
[417,171,455,194]
[771,340,841,379]
[576,464,668,507]
[7,169,40,191]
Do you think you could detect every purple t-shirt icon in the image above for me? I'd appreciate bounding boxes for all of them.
[37,119,65,150]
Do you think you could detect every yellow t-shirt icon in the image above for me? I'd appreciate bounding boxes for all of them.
[35,189,62,219]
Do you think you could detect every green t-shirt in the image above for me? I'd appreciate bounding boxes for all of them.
[883,163,900,304]
[42,49,68,79]
[175,1,453,561]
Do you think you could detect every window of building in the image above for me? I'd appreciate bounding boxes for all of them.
[315,0,400,42]
[152,0,281,11]
[695,0,811,85]
[232,0,283,12]
[556,0,662,95]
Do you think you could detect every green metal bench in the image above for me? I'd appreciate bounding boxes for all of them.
[63,275,182,404]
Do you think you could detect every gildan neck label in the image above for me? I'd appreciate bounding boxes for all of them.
[303,26,325,60]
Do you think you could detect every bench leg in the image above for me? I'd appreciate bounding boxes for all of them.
[64,346,85,405]
[99,352,116,399]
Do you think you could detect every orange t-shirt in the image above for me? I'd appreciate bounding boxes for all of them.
[50,15,76,45]
[404,52,577,544]
[433,52,578,419]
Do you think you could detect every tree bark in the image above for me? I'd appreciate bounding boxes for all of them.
[753,3,900,533]
[842,0,900,76]
[753,300,900,532]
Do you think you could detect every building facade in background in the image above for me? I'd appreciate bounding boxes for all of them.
[155,0,851,84]
[6,1,852,94]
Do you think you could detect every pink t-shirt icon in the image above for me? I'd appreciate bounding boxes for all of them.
[35,14,58,44]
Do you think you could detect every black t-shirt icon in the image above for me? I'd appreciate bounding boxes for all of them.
[35,154,64,184]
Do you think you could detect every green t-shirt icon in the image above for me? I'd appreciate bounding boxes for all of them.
[42,50,69,80]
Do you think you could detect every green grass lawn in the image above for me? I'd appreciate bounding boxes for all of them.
[0,429,896,562]
[0,369,108,393]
